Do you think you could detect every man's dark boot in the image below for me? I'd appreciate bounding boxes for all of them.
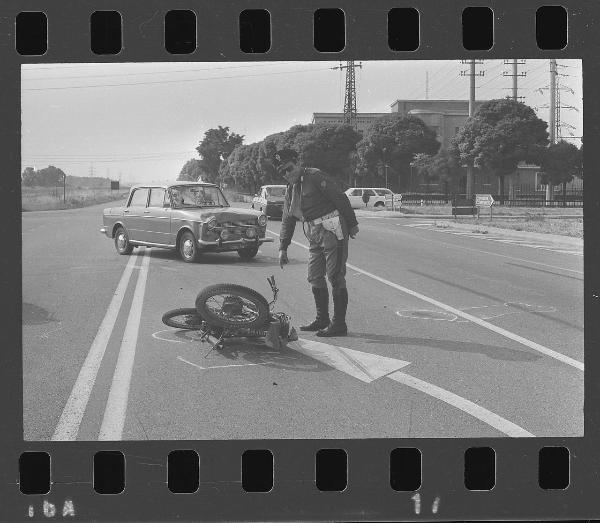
[317,288,348,337]
[300,287,330,331]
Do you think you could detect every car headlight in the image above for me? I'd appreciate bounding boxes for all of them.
[206,216,217,230]
[258,214,267,226]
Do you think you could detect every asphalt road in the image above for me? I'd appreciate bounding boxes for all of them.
[22,202,584,440]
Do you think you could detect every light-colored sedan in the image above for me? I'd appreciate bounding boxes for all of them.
[100,182,272,262]
[251,184,287,217]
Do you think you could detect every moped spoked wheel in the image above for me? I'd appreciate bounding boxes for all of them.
[195,284,270,330]
[162,308,204,330]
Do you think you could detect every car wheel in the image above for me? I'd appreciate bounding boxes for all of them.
[179,230,200,263]
[374,201,385,208]
[251,203,254,209]
[237,246,259,260]
[114,226,133,255]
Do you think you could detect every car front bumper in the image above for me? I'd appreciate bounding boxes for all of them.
[197,237,274,248]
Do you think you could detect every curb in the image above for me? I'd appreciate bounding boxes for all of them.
[355,210,582,220]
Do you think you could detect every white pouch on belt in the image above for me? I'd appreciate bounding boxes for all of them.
[321,216,344,240]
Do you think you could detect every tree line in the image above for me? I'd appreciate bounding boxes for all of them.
[177,98,581,199]
[21,166,67,187]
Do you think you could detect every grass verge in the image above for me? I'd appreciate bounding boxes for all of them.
[440,216,583,238]
[22,186,129,211]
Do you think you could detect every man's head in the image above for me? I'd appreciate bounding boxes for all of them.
[274,149,301,183]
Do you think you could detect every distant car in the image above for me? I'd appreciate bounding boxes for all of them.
[100,182,273,262]
[252,185,287,217]
[344,187,402,209]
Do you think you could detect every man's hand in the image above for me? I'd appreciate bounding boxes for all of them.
[349,225,359,239]
[279,249,289,269]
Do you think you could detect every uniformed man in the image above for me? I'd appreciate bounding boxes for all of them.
[275,149,359,337]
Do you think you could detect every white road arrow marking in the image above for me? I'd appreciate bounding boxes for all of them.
[289,337,534,437]
[289,338,411,383]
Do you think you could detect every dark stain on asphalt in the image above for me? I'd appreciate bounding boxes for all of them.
[408,269,583,331]
[23,303,57,325]
[505,262,583,281]
[349,332,541,362]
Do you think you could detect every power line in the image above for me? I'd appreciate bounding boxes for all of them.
[23,151,194,159]
[21,62,287,81]
[22,66,334,91]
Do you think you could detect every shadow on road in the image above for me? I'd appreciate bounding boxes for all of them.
[148,248,303,268]
[206,339,330,372]
[349,331,541,362]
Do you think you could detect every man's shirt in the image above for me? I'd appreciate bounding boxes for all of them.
[279,167,358,250]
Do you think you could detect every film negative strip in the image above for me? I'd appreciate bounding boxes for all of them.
[1,0,598,520]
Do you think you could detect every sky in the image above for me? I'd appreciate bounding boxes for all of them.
[21,59,583,185]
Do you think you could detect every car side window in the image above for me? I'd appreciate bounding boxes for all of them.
[363,189,376,196]
[350,189,362,196]
[129,188,149,207]
[148,188,166,207]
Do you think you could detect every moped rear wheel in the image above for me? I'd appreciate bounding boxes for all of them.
[195,284,270,329]
[162,308,204,330]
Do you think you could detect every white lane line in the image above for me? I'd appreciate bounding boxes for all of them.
[51,254,139,441]
[387,371,534,437]
[177,356,269,370]
[98,249,151,441]
[267,229,584,371]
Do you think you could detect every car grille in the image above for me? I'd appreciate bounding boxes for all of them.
[219,219,257,228]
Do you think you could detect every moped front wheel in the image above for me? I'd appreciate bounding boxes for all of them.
[162,308,204,330]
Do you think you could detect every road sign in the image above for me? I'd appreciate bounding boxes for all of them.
[385,193,401,210]
[475,194,494,207]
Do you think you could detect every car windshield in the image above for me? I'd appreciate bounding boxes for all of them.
[266,187,286,197]
[169,185,229,208]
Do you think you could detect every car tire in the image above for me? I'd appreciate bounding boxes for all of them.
[179,230,200,263]
[237,246,259,260]
[114,226,134,255]
[374,201,385,208]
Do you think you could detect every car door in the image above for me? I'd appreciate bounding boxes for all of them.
[141,187,173,245]
[125,187,150,241]
[347,188,363,209]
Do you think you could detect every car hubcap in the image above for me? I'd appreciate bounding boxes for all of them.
[117,233,127,250]
[182,239,194,258]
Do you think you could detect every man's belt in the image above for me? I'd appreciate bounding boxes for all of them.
[308,210,339,226]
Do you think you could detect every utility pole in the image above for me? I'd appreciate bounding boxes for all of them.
[425,71,429,100]
[331,61,363,129]
[460,60,485,199]
[549,58,557,144]
[89,162,95,178]
[503,59,527,101]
